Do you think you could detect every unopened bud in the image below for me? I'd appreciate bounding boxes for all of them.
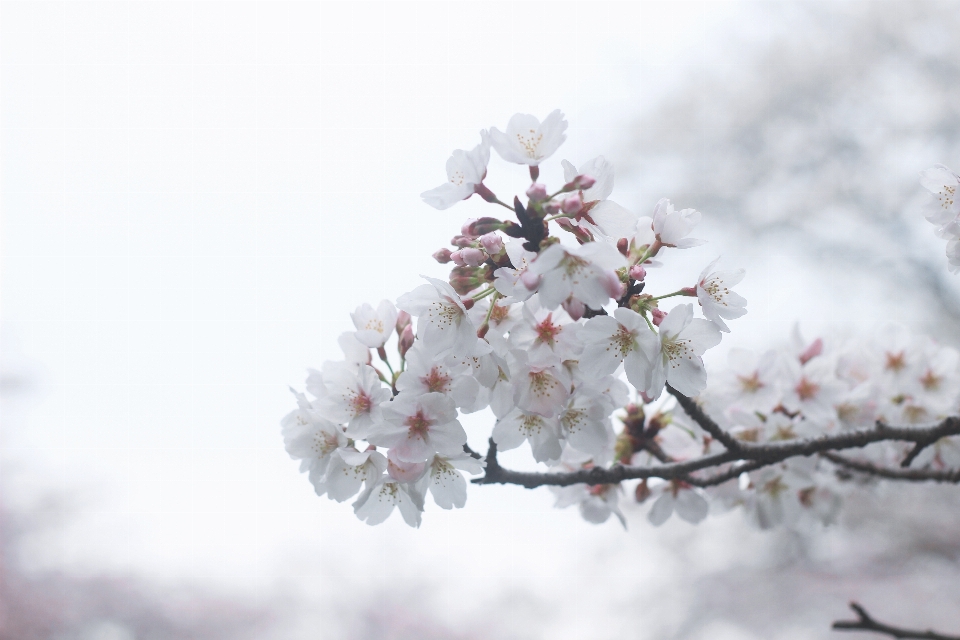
[561,174,597,193]
[395,310,411,333]
[680,286,697,297]
[461,297,475,310]
[561,193,583,214]
[433,248,453,264]
[556,218,593,244]
[529,165,540,181]
[635,480,652,503]
[501,221,524,238]
[651,308,666,326]
[459,247,487,267]
[479,232,504,255]
[526,183,549,202]
[463,216,504,237]
[799,338,824,365]
[451,235,473,248]
[629,264,646,281]
[519,270,541,291]
[574,174,596,190]
[543,201,561,215]
[617,238,629,256]
[562,297,585,321]
[450,250,467,267]
[387,449,426,483]
[601,270,625,299]
[474,183,498,203]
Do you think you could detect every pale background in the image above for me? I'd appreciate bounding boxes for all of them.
[3,2,960,639]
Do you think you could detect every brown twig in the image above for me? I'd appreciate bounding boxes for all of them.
[833,602,960,640]
[666,383,744,453]
[473,389,960,488]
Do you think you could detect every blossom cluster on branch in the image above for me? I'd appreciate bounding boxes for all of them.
[281,110,960,530]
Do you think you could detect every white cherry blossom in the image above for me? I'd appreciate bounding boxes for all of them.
[421,131,491,210]
[552,480,626,528]
[317,363,391,438]
[374,392,467,463]
[493,239,538,304]
[418,453,485,510]
[651,198,705,248]
[350,300,398,348]
[508,350,572,418]
[559,389,612,457]
[320,447,387,502]
[579,307,658,392]
[560,156,639,239]
[647,480,709,526]
[395,342,480,408]
[489,110,567,166]
[695,258,747,332]
[920,164,960,228]
[397,276,478,356]
[508,302,583,366]
[492,408,563,463]
[642,304,722,398]
[353,475,424,527]
[281,390,347,476]
[529,241,626,311]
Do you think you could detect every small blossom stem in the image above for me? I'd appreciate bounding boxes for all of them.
[544,212,573,223]
[491,198,516,212]
[471,286,498,301]
[650,290,688,301]
[832,602,960,640]
[635,240,663,266]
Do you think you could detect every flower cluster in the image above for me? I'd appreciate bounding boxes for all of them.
[624,324,960,529]
[921,164,960,274]
[281,112,960,531]
[282,111,747,526]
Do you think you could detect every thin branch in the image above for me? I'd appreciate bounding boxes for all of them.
[833,602,960,640]
[822,452,960,483]
[667,384,744,453]
[901,439,935,468]
[474,403,960,488]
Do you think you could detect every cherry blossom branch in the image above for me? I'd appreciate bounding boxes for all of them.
[821,452,960,483]
[473,408,960,489]
[832,602,960,640]
[666,385,745,453]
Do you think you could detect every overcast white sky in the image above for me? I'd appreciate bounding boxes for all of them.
[8,2,955,638]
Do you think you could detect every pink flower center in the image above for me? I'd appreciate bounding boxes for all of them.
[423,367,452,393]
[349,391,372,417]
[795,377,820,401]
[404,410,431,439]
[535,314,561,347]
[920,369,941,391]
[885,351,906,372]
[738,371,764,393]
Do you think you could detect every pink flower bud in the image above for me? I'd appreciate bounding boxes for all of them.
[562,297,585,321]
[629,264,646,281]
[601,270,625,299]
[460,247,487,267]
[561,193,583,214]
[543,201,561,215]
[519,270,541,291]
[617,238,629,256]
[574,174,596,190]
[680,286,697,297]
[462,216,504,237]
[450,250,468,267]
[461,218,478,237]
[451,235,473,248]
[651,308,666,326]
[395,310,411,333]
[479,232,504,255]
[399,324,414,356]
[526,183,549,202]
[433,248,453,264]
[387,449,426,483]
[799,338,824,365]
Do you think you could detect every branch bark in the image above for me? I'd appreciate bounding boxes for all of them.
[473,389,960,489]
[833,602,960,640]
